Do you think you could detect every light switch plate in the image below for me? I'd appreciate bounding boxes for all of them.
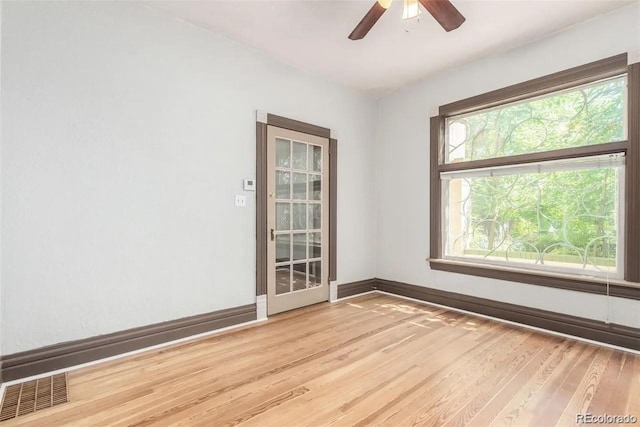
[234,195,246,207]
[243,178,256,191]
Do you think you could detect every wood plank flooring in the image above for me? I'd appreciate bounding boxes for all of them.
[3,294,639,426]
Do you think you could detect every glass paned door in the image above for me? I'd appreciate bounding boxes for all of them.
[267,126,329,315]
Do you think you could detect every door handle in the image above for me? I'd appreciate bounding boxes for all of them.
[271,228,275,241]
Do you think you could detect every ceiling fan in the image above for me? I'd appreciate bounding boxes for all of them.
[349,0,465,40]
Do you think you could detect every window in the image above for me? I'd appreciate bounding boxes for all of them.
[430,54,640,293]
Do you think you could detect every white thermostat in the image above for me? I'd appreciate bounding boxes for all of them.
[243,178,256,191]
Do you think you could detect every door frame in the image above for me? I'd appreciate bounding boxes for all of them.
[256,112,338,319]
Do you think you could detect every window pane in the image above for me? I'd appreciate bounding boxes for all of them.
[445,76,626,163]
[276,138,290,168]
[309,203,321,230]
[309,232,321,259]
[276,203,290,231]
[310,145,322,172]
[292,173,307,200]
[276,234,290,263]
[276,265,291,295]
[293,142,307,170]
[292,263,307,291]
[276,171,290,200]
[292,203,307,230]
[309,261,321,287]
[293,233,307,261]
[309,174,321,201]
[444,164,620,275]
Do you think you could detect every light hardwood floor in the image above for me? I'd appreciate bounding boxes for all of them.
[4,294,639,426]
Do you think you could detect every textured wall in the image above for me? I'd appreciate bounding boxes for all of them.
[375,3,640,328]
[0,2,377,354]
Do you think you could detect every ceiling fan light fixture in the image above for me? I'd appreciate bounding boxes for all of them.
[402,0,421,19]
[349,0,464,40]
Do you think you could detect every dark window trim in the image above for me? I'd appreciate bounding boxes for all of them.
[626,62,640,282]
[440,53,628,116]
[429,259,640,300]
[256,114,337,296]
[439,141,629,173]
[429,54,640,298]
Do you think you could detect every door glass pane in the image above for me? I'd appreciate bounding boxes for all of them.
[276,203,290,231]
[272,137,325,300]
[292,263,307,291]
[293,142,307,170]
[292,203,307,230]
[293,233,306,261]
[292,173,307,200]
[276,138,291,168]
[310,145,322,172]
[276,234,291,263]
[309,261,321,287]
[309,232,321,259]
[309,203,321,230]
[276,265,291,295]
[309,174,321,200]
[276,171,290,199]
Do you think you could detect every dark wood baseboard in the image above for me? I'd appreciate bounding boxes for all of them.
[3,276,637,382]
[337,279,376,299]
[0,304,257,382]
[337,278,640,351]
[374,278,640,351]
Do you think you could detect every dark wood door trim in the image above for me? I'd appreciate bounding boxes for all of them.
[266,114,331,139]
[329,138,338,281]
[256,113,338,298]
[256,122,268,296]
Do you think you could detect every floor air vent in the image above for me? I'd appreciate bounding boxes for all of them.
[0,373,69,422]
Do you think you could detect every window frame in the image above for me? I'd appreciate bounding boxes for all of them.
[428,53,640,299]
[441,153,627,280]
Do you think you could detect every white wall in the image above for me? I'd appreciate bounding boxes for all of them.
[375,3,640,328]
[2,1,638,357]
[0,2,377,354]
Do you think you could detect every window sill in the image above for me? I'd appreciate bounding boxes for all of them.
[427,258,640,300]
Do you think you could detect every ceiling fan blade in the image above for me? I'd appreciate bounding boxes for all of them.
[418,0,465,32]
[348,2,388,40]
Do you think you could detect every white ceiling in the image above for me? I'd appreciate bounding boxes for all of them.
[150,0,634,96]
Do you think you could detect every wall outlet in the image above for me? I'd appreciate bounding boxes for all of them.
[234,195,246,207]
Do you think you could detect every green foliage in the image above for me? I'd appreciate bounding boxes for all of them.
[446,76,625,271]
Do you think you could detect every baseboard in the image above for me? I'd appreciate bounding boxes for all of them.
[339,278,640,351]
[3,278,637,382]
[337,279,376,299]
[0,304,257,382]
[378,278,640,351]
